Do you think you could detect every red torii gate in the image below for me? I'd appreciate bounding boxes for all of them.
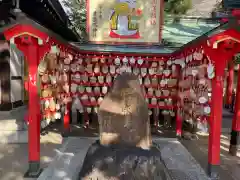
[3,22,240,179]
[3,24,75,177]
[202,30,240,177]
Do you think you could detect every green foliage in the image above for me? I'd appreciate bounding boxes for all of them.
[164,0,192,15]
[234,54,240,64]
[62,0,87,42]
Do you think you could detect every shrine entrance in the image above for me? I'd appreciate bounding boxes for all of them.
[2,23,240,180]
[2,1,240,179]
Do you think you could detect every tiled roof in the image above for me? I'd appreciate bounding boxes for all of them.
[162,16,220,47]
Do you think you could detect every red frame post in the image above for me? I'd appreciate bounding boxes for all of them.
[63,102,71,134]
[225,61,234,108]
[176,109,182,137]
[176,65,182,137]
[15,36,50,177]
[229,67,240,155]
[203,45,229,179]
[204,29,240,178]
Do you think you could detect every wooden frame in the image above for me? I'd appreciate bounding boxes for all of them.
[86,0,164,45]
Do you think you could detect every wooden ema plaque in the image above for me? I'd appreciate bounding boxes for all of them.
[87,0,163,44]
[98,73,152,149]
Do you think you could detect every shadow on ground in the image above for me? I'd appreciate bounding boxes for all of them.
[0,132,62,180]
[181,134,240,180]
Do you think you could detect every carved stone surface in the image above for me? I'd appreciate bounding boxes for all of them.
[98,73,152,149]
[78,140,169,180]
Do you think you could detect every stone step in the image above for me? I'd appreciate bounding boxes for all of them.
[0,119,26,130]
[0,130,28,143]
[0,105,27,131]
[0,105,28,143]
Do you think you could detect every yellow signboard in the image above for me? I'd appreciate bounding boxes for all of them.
[87,0,163,44]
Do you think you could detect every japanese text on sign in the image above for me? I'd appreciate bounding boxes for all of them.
[87,0,163,44]
[151,0,157,25]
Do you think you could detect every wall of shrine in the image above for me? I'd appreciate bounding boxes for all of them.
[39,51,71,127]
[35,46,215,133]
[70,54,180,126]
[0,41,25,110]
[178,50,212,133]
[10,44,25,105]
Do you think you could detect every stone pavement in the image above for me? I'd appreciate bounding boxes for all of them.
[181,107,240,180]
[0,131,63,180]
[38,137,210,180]
[0,107,238,180]
[181,135,240,180]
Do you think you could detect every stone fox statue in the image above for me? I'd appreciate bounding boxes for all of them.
[109,0,142,39]
[78,73,169,180]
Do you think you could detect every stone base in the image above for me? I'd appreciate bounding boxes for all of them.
[229,144,238,156]
[207,164,219,180]
[229,130,240,156]
[79,140,169,180]
[24,169,43,178]
[38,137,210,180]
[24,161,42,178]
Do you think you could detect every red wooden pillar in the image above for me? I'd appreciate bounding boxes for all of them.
[229,68,240,155]
[225,61,234,108]
[15,36,50,177]
[176,109,182,137]
[176,65,182,137]
[204,45,229,179]
[64,102,71,130]
[208,72,224,179]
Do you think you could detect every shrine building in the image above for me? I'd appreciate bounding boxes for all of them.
[1,0,240,179]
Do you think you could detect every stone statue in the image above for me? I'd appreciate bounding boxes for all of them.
[78,73,169,180]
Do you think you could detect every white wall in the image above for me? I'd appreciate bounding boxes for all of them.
[9,44,24,103]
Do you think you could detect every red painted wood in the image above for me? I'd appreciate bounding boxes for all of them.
[204,44,231,165]
[3,24,49,42]
[16,37,40,162]
[13,36,50,165]
[64,103,70,130]
[208,75,224,164]
[176,110,182,136]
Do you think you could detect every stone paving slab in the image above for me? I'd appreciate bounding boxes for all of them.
[38,137,210,180]
[155,139,210,180]
[38,137,96,180]
[0,131,62,180]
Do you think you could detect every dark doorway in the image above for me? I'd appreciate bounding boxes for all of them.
[0,41,11,111]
